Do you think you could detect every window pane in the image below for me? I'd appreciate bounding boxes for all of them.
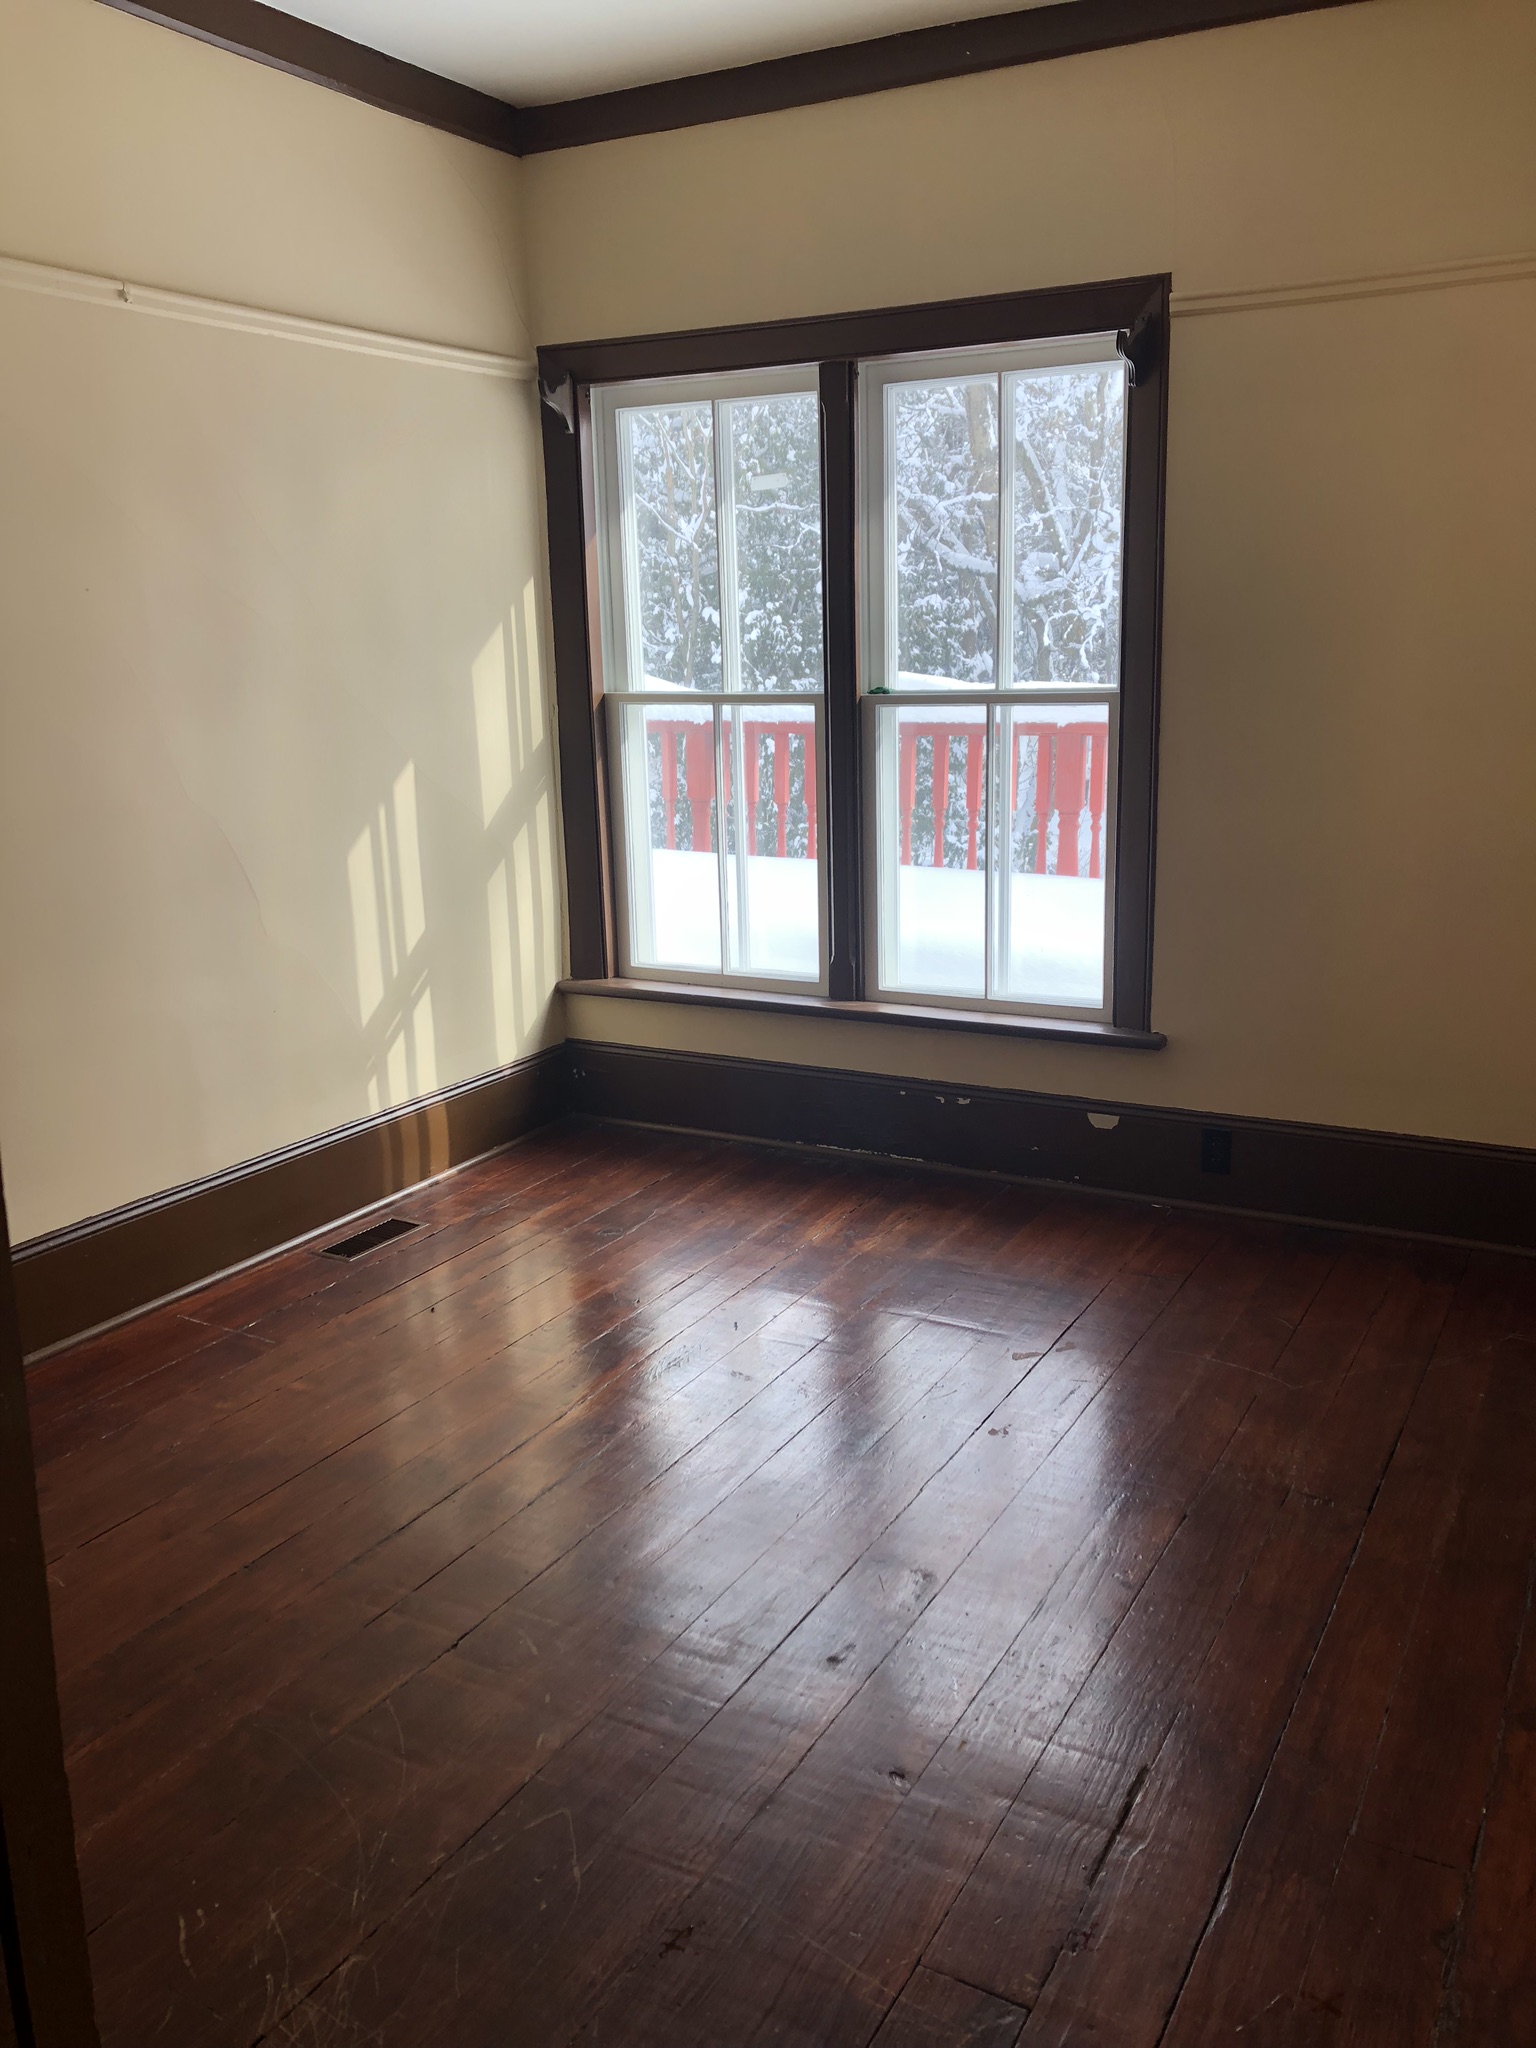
[1009,362,1126,687]
[725,395,824,694]
[621,701,722,971]
[721,703,821,979]
[876,701,988,996]
[892,378,999,689]
[993,702,1109,1007]
[621,402,722,692]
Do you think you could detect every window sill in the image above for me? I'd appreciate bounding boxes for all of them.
[559,979,1166,1050]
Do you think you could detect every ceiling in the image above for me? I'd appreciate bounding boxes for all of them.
[277,0,1072,106]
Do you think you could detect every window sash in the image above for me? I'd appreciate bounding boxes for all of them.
[606,693,829,993]
[859,332,1127,697]
[591,367,825,703]
[856,332,1128,1017]
[864,690,1117,1020]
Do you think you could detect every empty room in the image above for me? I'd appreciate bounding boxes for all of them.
[2,0,1534,2042]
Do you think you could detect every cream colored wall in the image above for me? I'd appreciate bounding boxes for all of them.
[0,0,562,1242]
[527,0,1536,1149]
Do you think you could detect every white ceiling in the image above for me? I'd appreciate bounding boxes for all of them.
[280,0,1072,106]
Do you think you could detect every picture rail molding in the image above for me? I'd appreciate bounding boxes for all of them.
[0,252,536,378]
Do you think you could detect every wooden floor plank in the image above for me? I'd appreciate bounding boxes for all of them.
[264,1212,1197,2047]
[869,1967,1027,2046]
[1438,1548,1536,2044]
[25,1130,1536,2048]
[44,1144,845,1667]
[561,1238,1289,2047]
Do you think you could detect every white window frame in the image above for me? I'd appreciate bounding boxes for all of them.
[590,367,829,995]
[857,333,1128,1022]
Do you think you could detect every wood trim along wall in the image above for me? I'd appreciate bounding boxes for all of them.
[19,1037,1535,1371]
[95,0,1368,158]
[567,1041,1536,1252]
[560,978,1167,1049]
[98,0,522,153]
[11,1049,567,1359]
[0,1165,100,2047]
[0,254,534,380]
[516,0,1372,153]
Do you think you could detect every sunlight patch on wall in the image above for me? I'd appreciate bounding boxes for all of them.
[393,762,427,953]
[412,986,438,1093]
[375,801,401,979]
[386,1022,410,1106]
[512,817,542,1045]
[514,577,546,763]
[535,787,558,985]
[347,825,385,1024]
[473,623,515,826]
[487,858,518,1064]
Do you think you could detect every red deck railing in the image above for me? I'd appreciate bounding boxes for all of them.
[646,715,1105,876]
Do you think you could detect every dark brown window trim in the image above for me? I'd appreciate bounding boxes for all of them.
[561,979,1168,1050]
[96,0,1365,159]
[539,274,1171,1035]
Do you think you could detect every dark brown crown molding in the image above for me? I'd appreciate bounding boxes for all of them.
[515,0,1370,154]
[98,0,1367,159]
[99,0,522,154]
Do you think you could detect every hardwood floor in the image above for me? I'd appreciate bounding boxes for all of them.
[27,1121,1536,2046]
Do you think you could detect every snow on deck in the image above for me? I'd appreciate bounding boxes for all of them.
[635,850,1104,1006]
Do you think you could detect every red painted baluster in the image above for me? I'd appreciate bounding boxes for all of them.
[932,728,950,867]
[1087,729,1107,879]
[802,728,817,860]
[684,724,714,852]
[744,724,760,855]
[1054,730,1087,877]
[965,729,984,871]
[774,730,790,858]
[901,731,916,866]
[1034,729,1053,874]
[661,726,678,849]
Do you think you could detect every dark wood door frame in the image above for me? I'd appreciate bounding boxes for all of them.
[0,1160,99,2047]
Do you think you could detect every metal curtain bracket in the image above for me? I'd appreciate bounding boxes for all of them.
[539,371,576,433]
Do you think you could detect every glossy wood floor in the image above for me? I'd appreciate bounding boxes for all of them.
[28,1123,1536,2046]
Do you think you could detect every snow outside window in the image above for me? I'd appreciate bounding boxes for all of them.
[862,336,1128,1017]
[592,371,826,990]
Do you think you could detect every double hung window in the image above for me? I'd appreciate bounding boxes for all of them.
[543,279,1167,1040]
[863,338,1126,1017]
[592,372,826,988]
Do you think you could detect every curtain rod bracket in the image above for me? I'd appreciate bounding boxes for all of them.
[540,371,576,434]
[1117,314,1160,387]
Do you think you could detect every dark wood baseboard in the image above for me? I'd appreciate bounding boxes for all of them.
[567,1040,1536,1252]
[23,1036,1533,1359]
[13,1049,567,1357]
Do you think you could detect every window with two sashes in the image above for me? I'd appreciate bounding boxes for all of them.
[542,279,1168,1033]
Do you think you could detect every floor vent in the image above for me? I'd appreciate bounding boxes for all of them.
[319,1216,422,1260]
